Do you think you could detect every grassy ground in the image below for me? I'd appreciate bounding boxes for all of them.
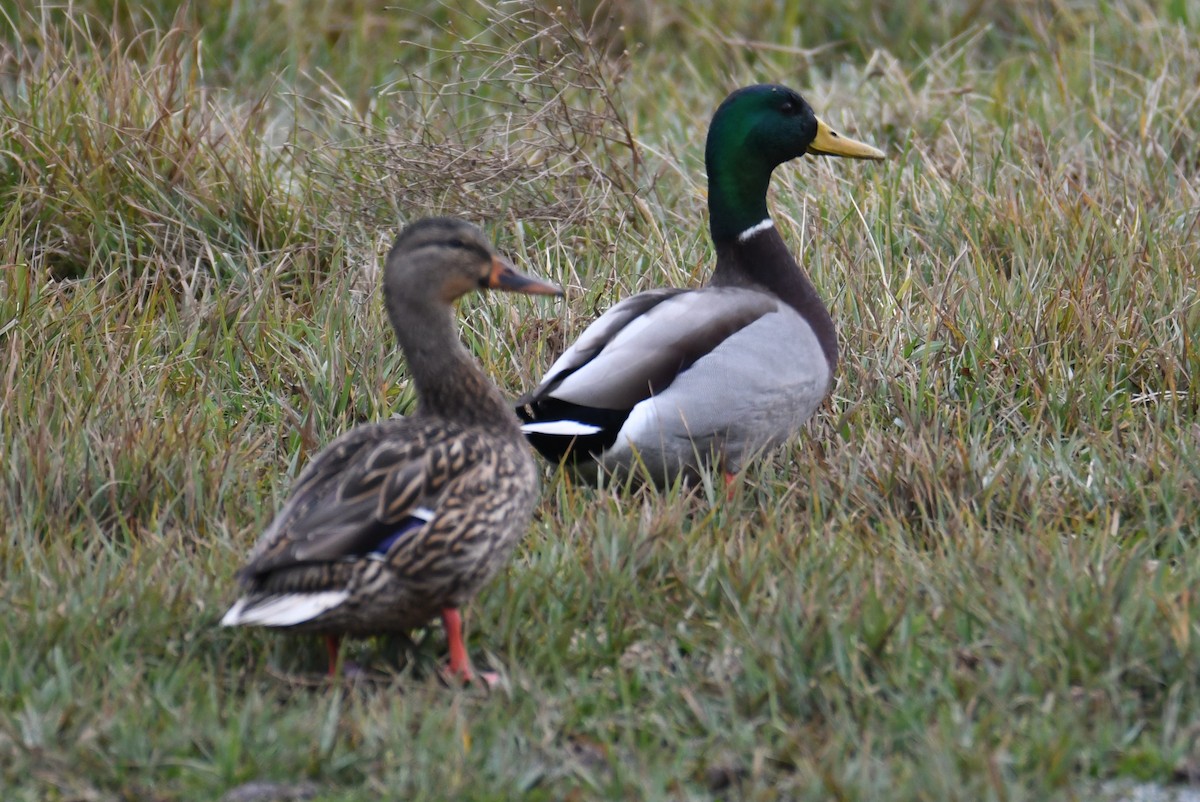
[3,0,1199,799]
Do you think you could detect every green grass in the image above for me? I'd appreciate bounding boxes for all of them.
[3,0,1199,799]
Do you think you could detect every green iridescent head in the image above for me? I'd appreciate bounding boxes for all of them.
[704,85,884,242]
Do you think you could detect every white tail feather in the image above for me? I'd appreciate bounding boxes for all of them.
[220,590,350,627]
[520,420,602,436]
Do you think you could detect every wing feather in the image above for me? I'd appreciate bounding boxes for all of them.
[238,418,484,581]
[524,287,778,412]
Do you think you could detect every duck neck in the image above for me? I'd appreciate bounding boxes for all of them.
[707,152,775,244]
[387,297,516,431]
[710,222,838,373]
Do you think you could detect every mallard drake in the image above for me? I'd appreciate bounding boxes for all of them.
[516,84,884,486]
[222,217,561,683]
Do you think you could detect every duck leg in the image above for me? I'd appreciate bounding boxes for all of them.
[442,607,499,687]
[324,634,342,677]
[723,470,738,500]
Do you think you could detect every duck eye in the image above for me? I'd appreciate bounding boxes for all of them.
[449,238,466,249]
[779,100,796,115]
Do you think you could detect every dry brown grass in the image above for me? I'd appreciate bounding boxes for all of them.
[2,1,1199,800]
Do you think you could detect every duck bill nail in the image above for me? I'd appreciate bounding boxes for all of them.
[488,257,563,296]
[807,117,886,160]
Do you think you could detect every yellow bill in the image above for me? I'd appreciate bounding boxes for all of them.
[808,117,886,160]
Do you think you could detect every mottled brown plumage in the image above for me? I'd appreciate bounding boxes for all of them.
[222,217,560,682]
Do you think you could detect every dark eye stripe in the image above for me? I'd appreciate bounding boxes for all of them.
[433,238,492,261]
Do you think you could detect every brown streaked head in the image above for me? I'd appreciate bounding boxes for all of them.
[385,217,561,304]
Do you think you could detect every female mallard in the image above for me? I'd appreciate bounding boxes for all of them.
[516,85,884,486]
[222,217,561,683]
